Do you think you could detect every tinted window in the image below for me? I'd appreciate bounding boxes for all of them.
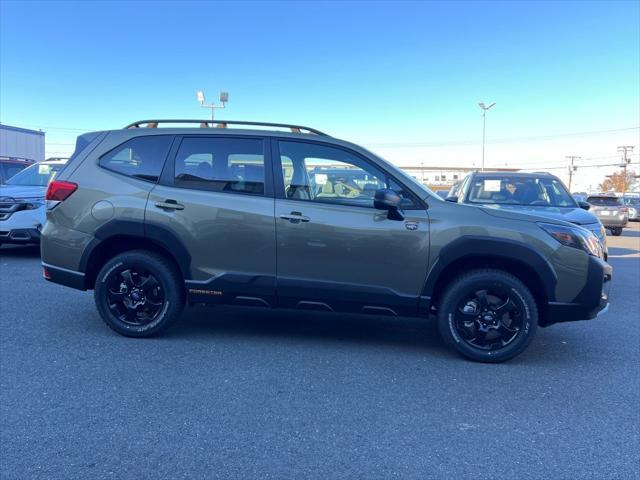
[99,136,173,182]
[278,141,419,209]
[1,163,28,182]
[587,196,621,206]
[174,137,265,195]
[468,175,576,207]
[6,162,64,186]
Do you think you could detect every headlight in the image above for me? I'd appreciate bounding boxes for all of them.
[538,222,602,257]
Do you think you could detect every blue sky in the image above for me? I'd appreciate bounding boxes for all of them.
[1,0,638,176]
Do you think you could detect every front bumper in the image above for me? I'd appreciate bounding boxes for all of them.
[546,255,612,325]
[0,227,41,245]
[0,204,44,244]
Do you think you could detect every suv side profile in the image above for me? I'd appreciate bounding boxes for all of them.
[41,120,612,363]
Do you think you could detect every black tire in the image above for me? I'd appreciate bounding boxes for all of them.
[437,269,538,363]
[611,227,623,236]
[94,250,185,337]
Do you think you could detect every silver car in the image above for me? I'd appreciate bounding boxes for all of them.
[587,194,628,236]
[0,159,67,246]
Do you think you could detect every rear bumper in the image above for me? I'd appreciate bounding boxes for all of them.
[599,218,628,228]
[546,256,612,325]
[42,262,86,290]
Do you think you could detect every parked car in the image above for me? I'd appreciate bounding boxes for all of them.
[586,194,628,236]
[449,171,608,258]
[0,157,34,184]
[0,158,67,246]
[41,119,611,363]
[622,195,640,221]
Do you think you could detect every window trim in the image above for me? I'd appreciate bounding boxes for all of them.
[271,138,424,210]
[98,134,176,184]
[160,134,274,198]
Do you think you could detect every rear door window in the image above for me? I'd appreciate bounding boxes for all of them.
[174,137,266,195]
[99,136,173,182]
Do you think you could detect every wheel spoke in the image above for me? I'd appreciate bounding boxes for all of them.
[139,275,158,292]
[107,290,125,300]
[493,297,517,318]
[120,269,135,287]
[475,290,489,309]
[498,322,518,338]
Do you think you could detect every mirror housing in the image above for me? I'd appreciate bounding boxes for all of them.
[374,189,404,221]
[445,196,459,203]
[578,201,590,211]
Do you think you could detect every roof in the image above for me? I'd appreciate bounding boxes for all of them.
[0,124,45,136]
[473,171,556,177]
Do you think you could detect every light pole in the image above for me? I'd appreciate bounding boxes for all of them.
[196,90,229,123]
[478,102,496,171]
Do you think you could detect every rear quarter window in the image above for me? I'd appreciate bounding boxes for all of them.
[99,136,173,182]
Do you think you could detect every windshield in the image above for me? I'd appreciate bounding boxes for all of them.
[6,163,64,186]
[622,197,640,205]
[467,175,577,207]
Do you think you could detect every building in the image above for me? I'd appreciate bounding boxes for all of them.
[398,165,520,190]
[0,124,45,163]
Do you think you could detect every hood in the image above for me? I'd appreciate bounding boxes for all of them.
[478,204,599,226]
[0,184,47,201]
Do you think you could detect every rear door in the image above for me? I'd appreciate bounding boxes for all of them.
[272,139,430,316]
[146,135,277,307]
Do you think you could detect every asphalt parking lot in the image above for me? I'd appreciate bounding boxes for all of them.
[1,223,639,479]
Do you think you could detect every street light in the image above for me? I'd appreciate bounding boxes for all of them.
[478,102,496,171]
[196,90,229,122]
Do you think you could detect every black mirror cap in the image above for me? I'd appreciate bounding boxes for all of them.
[578,201,591,211]
[445,196,459,203]
[374,189,402,210]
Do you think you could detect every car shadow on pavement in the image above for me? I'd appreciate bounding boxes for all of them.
[168,305,451,356]
[0,245,40,257]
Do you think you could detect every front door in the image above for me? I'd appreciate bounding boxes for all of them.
[146,135,277,307]
[273,140,430,316]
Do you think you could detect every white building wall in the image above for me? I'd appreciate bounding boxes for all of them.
[0,124,45,162]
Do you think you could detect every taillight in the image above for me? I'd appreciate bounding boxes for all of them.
[620,207,628,214]
[46,180,77,201]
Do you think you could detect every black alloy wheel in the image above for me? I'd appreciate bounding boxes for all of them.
[437,269,538,363]
[95,250,185,337]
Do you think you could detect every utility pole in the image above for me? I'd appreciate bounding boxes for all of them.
[617,145,634,196]
[565,155,581,191]
[478,102,496,171]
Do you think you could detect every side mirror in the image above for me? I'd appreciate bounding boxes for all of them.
[578,201,590,211]
[445,196,459,203]
[374,189,404,221]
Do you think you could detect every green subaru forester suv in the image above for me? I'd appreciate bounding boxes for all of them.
[41,120,612,362]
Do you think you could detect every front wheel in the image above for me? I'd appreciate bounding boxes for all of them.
[437,270,538,363]
[94,250,185,337]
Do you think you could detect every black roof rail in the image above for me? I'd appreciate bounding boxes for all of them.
[124,119,328,136]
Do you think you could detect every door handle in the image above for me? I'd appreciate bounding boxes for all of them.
[155,199,184,211]
[279,211,310,223]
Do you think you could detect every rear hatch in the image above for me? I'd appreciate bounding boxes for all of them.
[587,196,623,218]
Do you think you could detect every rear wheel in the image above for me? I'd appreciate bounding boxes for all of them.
[437,270,538,363]
[94,250,184,337]
[611,227,623,236]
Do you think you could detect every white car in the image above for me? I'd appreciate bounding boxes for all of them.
[0,159,67,246]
